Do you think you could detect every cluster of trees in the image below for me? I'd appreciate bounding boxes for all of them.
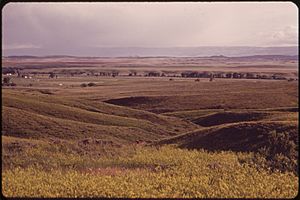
[181,71,291,80]
[80,82,97,87]
[2,77,16,86]
[94,71,119,77]
[145,71,161,77]
[128,71,138,76]
[2,67,16,75]
[49,72,58,78]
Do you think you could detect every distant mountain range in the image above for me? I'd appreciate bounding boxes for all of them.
[5,54,298,61]
[3,46,298,57]
[88,46,298,57]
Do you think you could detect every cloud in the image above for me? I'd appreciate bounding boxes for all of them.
[2,2,298,55]
[257,25,298,46]
[3,44,41,50]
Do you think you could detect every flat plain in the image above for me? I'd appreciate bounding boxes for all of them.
[2,56,299,198]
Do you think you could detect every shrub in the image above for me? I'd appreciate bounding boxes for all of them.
[3,77,11,85]
[49,72,55,78]
[253,131,298,174]
[87,82,96,87]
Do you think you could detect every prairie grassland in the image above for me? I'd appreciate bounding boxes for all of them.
[2,71,298,198]
[102,79,298,113]
[2,146,298,198]
[2,56,298,74]
[164,108,298,121]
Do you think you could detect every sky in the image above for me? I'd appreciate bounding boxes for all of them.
[2,2,298,56]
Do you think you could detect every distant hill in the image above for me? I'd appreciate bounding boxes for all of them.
[93,46,298,57]
[5,55,39,59]
[3,46,298,57]
[229,54,298,61]
[3,54,298,61]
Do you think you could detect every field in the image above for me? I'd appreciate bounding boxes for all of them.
[1,56,299,198]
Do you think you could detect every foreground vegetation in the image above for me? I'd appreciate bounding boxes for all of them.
[2,145,298,198]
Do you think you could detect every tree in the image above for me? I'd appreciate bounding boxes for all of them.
[87,82,96,87]
[49,72,55,78]
[3,77,11,85]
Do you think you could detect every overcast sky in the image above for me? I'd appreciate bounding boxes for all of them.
[2,2,298,56]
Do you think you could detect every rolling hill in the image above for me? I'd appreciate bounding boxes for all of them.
[158,121,298,153]
[2,89,199,143]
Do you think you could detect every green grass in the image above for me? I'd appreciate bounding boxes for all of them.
[2,90,200,144]
[3,89,196,130]
[3,106,164,142]
[2,94,172,134]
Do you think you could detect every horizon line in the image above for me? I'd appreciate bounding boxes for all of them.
[3,54,299,59]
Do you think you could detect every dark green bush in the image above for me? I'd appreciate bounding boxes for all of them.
[87,82,96,87]
[253,131,298,174]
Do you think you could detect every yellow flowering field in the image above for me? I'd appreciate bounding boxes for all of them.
[2,146,298,198]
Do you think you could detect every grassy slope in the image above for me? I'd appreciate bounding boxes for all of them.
[158,121,298,152]
[2,106,158,142]
[103,81,298,113]
[191,111,298,127]
[6,88,194,129]
[2,89,199,142]
[163,107,298,121]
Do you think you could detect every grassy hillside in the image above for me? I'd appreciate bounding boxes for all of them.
[191,111,298,127]
[2,89,199,142]
[3,89,194,129]
[103,80,298,113]
[3,106,160,142]
[158,121,298,174]
[164,107,298,121]
[158,121,298,152]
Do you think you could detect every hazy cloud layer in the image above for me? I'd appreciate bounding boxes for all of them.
[2,2,298,56]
